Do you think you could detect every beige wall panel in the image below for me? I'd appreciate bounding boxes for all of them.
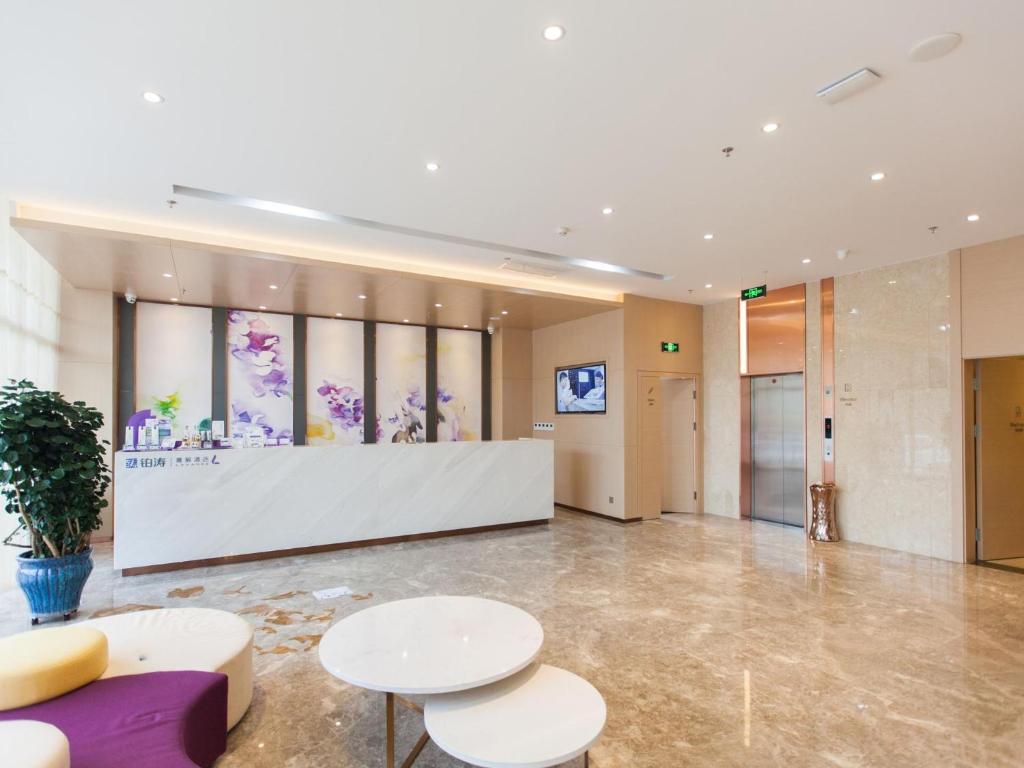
[58,284,115,538]
[804,281,823,519]
[532,309,626,518]
[834,254,954,560]
[961,234,1024,359]
[702,300,741,518]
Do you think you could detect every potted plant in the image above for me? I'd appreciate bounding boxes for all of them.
[0,379,110,624]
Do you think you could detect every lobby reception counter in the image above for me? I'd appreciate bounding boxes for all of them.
[113,440,553,574]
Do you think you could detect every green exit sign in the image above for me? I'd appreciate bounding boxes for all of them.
[661,341,680,352]
[741,284,768,301]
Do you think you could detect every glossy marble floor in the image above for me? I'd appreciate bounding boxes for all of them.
[2,510,1023,767]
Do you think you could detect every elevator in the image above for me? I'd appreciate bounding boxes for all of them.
[750,373,805,527]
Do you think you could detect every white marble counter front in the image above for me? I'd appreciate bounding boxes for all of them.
[113,440,553,572]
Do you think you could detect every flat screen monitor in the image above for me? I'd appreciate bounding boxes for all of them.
[555,362,606,414]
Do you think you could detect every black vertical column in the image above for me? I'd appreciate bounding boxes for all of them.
[116,298,136,449]
[211,307,227,425]
[426,326,438,442]
[363,321,376,444]
[292,315,307,445]
[481,331,492,441]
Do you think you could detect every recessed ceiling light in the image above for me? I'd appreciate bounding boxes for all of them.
[762,122,779,133]
[142,91,164,104]
[602,207,614,215]
[888,280,897,285]
[269,284,278,290]
[489,316,500,320]
[335,312,343,317]
[358,294,368,299]
[966,214,980,222]
[434,303,443,308]
[542,25,565,41]
[704,283,713,289]
[849,308,859,315]
[703,233,714,240]
[170,297,178,302]
[403,318,410,323]
[802,258,812,264]
[462,324,469,328]
[870,172,886,182]
[162,272,173,278]
[500,310,508,315]
[425,162,440,172]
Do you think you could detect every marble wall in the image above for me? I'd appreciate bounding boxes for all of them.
[804,280,823,513]
[833,254,956,560]
[702,299,740,518]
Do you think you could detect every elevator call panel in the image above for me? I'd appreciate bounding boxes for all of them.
[824,417,834,461]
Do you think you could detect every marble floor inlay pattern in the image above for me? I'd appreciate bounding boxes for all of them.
[2,510,1022,767]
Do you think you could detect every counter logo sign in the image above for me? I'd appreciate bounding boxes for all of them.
[124,457,166,470]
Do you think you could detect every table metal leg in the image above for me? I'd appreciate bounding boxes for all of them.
[584,750,589,767]
[386,692,396,768]
[384,691,430,767]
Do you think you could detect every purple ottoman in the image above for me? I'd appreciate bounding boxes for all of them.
[0,671,227,768]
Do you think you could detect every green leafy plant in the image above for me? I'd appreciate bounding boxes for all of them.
[0,379,110,558]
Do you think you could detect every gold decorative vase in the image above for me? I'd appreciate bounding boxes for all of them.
[808,483,839,542]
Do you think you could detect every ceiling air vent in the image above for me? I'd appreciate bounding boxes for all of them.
[499,258,561,278]
[816,67,881,105]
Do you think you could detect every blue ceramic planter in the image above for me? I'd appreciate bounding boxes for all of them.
[16,548,93,624]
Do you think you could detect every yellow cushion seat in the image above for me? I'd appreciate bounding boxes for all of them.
[0,626,108,711]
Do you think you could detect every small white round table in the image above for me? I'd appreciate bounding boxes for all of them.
[319,596,544,767]
[425,664,606,768]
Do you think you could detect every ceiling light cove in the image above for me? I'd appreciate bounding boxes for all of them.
[761,122,780,134]
[142,91,164,104]
[542,25,565,41]
[172,185,673,281]
[870,172,886,182]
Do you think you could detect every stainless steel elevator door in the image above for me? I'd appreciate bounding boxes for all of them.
[751,373,805,527]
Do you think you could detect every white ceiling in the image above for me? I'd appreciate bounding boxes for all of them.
[2,1,1023,304]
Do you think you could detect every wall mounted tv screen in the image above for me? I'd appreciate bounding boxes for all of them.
[555,362,606,414]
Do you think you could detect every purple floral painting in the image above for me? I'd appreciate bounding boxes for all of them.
[376,323,427,443]
[306,317,365,445]
[436,329,481,441]
[227,310,294,439]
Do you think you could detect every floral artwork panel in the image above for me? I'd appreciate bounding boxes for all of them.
[135,302,212,441]
[306,317,365,445]
[227,309,294,440]
[376,323,426,444]
[436,328,482,441]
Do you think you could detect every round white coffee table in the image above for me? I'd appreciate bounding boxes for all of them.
[320,596,544,767]
[425,664,606,768]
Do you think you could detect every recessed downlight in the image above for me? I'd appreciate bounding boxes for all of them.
[703,233,714,241]
[269,284,278,290]
[425,162,440,172]
[462,324,469,328]
[358,294,368,300]
[802,258,812,264]
[403,318,410,323]
[335,312,343,317]
[966,213,980,222]
[704,283,713,289]
[162,272,173,278]
[142,91,164,104]
[888,280,897,285]
[500,310,508,315]
[761,122,779,133]
[602,207,614,215]
[434,303,443,308]
[259,305,267,310]
[170,297,179,302]
[542,25,565,41]
[870,171,886,182]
